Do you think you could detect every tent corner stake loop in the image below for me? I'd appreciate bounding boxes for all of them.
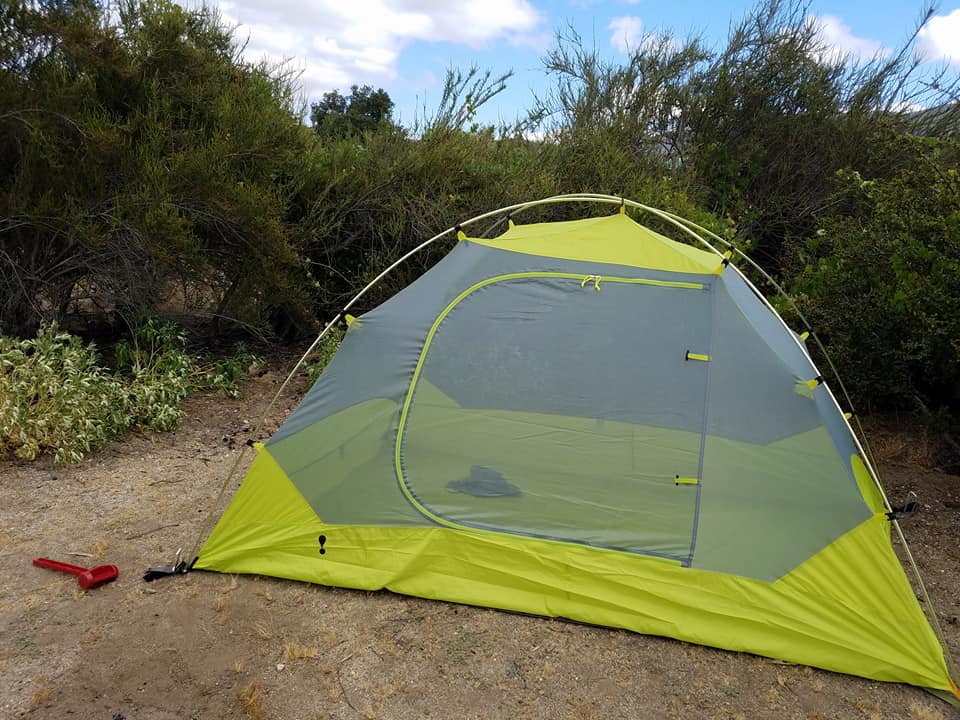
[142,548,196,583]
[886,492,920,522]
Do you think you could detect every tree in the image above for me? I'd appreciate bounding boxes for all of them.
[310,84,395,137]
[0,0,315,338]
[533,0,960,271]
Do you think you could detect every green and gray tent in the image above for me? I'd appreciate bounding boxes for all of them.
[196,197,959,700]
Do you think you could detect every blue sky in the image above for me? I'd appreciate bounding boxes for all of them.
[210,0,960,126]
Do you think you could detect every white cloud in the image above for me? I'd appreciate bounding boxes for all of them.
[918,9,960,65]
[809,15,888,63]
[608,15,643,54]
[891,100,925,113]
[208,0,542,98]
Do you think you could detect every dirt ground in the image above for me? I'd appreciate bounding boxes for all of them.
[1,367,959,720]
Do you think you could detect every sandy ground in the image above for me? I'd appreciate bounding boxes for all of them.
[1,368,959,720]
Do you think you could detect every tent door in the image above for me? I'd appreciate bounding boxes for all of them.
[398,272,713,564]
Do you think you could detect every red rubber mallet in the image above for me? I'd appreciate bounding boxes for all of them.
[33,557,119,589]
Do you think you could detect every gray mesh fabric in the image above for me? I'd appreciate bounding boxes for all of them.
[266,233,875,581]
[691,274,872,579]
[401,275,711,560]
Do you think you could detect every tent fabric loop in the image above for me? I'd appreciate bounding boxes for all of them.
[886,492,920,522]
[579,274,602,290]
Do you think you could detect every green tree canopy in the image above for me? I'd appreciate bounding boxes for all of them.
[310,84,396,137]
[0,0,314,337]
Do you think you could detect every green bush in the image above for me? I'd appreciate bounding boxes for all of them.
[0,0,313,338]
[0,320,261,462]
[0,327,129,462]
[307,325,344,386]
[115,319,197,431]
[786,137,960,413]
[206,343,262,399]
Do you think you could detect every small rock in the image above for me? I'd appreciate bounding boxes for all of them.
[276,663,285,671]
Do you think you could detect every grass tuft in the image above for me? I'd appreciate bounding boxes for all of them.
[238,682,265,720]
[908,703,945,720]
[283,641,319,663]
[28,675,51,710]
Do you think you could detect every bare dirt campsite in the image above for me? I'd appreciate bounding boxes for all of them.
[1,367,958,720]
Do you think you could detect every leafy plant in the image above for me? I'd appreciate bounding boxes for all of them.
[307,325,344,386]
[116,318,263,429]
[0,326,128,462]
[115,318,197,431]
[205,343,263,399]
[787,137,960,413]
[0,320,262,462]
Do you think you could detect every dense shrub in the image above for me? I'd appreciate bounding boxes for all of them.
[786,137,960,413]
[294,126,561,317]
[0,0,312,338]
[0,321,260,462]
[0,328,129,462]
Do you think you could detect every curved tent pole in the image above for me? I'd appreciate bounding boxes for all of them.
[189,194,654,560]
[511,194,883,493]
[187,190,892,539]
[183,194,959,683]
[510,193,957,681]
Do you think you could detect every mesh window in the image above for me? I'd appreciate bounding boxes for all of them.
[401,275,712,560]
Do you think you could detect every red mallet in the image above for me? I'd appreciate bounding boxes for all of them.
[33,557,119,589]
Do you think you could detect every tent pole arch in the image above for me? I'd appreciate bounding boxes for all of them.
[184,194,954,679]
[508,194,957,681]
[509,194,885,501]
[188,191,894,548]
[188,194,671,559]
[184,192,957,686]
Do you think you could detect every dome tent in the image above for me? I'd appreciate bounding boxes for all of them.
[192,195,959,701]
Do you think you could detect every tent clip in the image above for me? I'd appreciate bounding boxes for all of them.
[580,275,602,291]
[886,493,920,522]
[143,547,197,582]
